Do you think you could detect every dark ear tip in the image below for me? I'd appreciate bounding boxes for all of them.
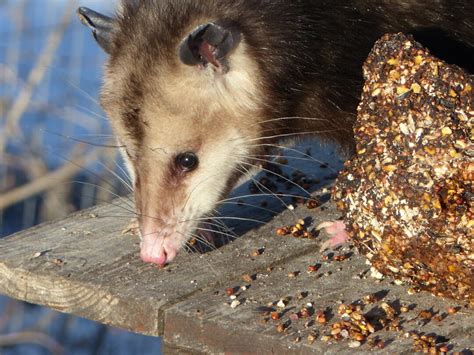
[77,7,93,27]
[77,6,114,54]
[77,7,90,17]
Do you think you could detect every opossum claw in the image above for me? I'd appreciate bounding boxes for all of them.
[317,220,350,252]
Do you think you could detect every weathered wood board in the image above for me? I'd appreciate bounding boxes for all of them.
[0,198,473,354]
[163,246,474,354]
[0,140,472,353]
[0,195,339,337]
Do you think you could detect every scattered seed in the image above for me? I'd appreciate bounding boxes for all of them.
[353,333,366,342]
[271,312,281,320]
[372,88,382,96]
[370,267,385,280]
[334,254,349,262]
[251,249,262,257]
[321,335,331,342]
[276,227,290,236]
[363,294,378,304]
[306,198,320,209]
[349,341,361,348]
[300,308,311,318]
[241,274,253,283]
[388,58,399,65]
[411,83,422,93]
[276,323,286,333]
[316,312,327,324]
[447,307,458,314]
[52,258,64,266]
[397,85,410,96]
[441,126,453,136]
[230,300,241,309]
[419,310,433,319]
[297,292,308,300]
[289,313,299,321]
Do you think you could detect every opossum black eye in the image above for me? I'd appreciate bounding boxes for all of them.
[176,152,199,172]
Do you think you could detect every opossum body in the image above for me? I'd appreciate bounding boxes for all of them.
[78,1,473,266]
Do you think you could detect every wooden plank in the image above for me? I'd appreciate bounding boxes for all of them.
[164,246,474,354]
[0,196,341,338]
[3,139,471,353]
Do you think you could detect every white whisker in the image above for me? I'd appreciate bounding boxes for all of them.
[242,130,346,143]
[246,143,340,173]
[236,159,312,197]
[248,116,332,129]
[233,165,298,217]
[220,201,278,215]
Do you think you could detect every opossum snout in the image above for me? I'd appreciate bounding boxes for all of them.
[122,119,253,266]
[139,217,182,266]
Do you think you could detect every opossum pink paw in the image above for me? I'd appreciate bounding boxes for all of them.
[122,218,140,236]
[316,220,350,252]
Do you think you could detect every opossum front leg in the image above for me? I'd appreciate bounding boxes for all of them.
[316,220,350,252]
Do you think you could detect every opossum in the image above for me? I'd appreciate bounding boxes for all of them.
[77,0,473,266]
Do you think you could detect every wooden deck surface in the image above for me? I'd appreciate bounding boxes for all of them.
[0,143,472,353]
[0,197,472,354]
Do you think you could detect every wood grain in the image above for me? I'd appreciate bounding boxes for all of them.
[1,197,472,353]
[0,198,340,338]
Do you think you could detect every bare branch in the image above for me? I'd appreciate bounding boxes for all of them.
[0,147,104,211]
[0,331,63,355]
[0,1,77,155]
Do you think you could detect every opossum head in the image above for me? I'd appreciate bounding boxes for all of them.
[78,4,267,266]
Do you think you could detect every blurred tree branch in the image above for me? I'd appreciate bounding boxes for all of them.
[0,331,63,355]
[0,0,77,155]
[0,147,104,211]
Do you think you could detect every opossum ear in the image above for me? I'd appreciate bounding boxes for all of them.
[179,23,241,70]
[77,7,115,54]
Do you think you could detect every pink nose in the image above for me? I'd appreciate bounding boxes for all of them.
[140,247,168,266]
[139,229,179,266]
